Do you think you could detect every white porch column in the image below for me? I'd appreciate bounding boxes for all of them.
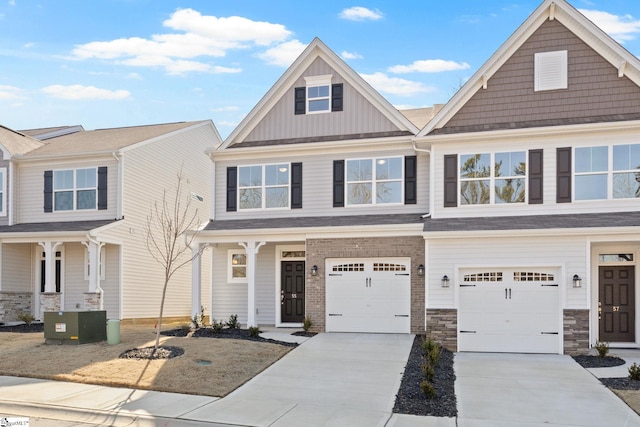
[191,243,202,319]
[239,241,265,327]
[38,241,62,293]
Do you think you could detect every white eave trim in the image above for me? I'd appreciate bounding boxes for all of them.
[423,225,640,240]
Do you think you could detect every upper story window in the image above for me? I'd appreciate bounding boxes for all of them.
[295,75,343,115]
[54,168,97,211]
[534,50,568,91]
[460,151,526,205]
[575,144,640,200]
[346,157,403,205]
[238,164,290,210]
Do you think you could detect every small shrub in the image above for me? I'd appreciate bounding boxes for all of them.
[191,306,205,329]
[226,314,239,329]
[211,319,224,333]
[17,313,35,326]
[303,317,312,332]
[248,326,261,337]
[428,346,441,366]
[421,362,435,382]
[629,363,640,381]
[180,323,192,334]
[422,337,438,355]
[420,379,436,399]
[595,341,610,358]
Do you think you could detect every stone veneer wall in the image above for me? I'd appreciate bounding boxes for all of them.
[306,236,425,333]
[84,292,101,311]
[40,293,62,321]
[563,309,590,355]
[426,308,457,351]
[0,292,32,323]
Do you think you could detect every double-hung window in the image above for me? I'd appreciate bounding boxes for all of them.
[228,250,247,283]
[238,164,290,209]
[460,151,526,205]
[574,144,640,200]
[346,157,402,205]
[54,168,97,211]
[304,75,331,114]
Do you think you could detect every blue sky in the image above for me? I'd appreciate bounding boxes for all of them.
[1,0,640,138]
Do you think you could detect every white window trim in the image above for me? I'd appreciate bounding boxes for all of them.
[304,74,332,115]
[534,50,568,92]
[345,156,404,207]
[228,249,247,283]
[53,167,98,212]
[237,163,291,211]
[458,151,528,206]
[84,247,106,281]
[0,167,7,217]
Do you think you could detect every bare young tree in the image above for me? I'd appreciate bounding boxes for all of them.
[145,169,204,350]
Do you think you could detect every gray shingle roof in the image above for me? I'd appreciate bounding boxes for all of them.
[0,220,118,234]
[205,214,425,231]
[423,211,640,232]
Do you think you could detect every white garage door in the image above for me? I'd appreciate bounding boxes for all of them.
[458,268,561,353]
[326,258,411,333]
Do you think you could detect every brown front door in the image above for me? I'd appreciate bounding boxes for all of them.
[281,261,305,323]
[599,266,635,342]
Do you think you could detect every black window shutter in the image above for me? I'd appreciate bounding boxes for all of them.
[333,160,345,207]
[226,167,237,212]
[444,155,458,207]
[528,150,543,204]
[44,170,53,213]
[291,162,303,209]
[97,166,108,210]
[556,147,572,203]
[294,87,306,115]
[331,83,343,112]
[404,156,417,205]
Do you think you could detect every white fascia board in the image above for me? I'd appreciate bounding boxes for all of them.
[423,226,640,240]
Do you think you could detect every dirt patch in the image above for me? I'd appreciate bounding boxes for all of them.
[0,324,292,397]
[613,389,640,416]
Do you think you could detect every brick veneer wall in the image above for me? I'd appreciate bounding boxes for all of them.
[426,308,457,351]
[564,309,590,355]
[0,291,32,322]
[305,236,425,333]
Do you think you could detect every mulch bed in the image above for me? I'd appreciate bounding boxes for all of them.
[161,327,299,347]
[573,355,626,368]
[292,331,317,337]
[601,377,640,390]
[0,323,44,333]
[393,335,457,417]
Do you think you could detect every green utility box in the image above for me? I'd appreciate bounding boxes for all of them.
[44,311,107,345]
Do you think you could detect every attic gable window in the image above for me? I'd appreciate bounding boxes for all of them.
[534,50,568,92]
[295,75,343,115]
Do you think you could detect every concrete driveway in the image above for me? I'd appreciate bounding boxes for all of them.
[456,352,640,427]
[181,332,414,426]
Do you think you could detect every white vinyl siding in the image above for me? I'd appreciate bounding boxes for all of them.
[1,244,32,292]
[63,243,86,312]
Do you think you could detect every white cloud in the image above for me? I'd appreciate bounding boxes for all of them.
[126,72,142,79]
[339,6,383,21]
[210,106,240,112]
[23,42,34,49]
[0,85,23,100]
[389,59,470,74]
[360,72,435,96]
[257,40,307,67]
[8,0,15,6]
[73,8,291,74]
[579,9,640,42]
[341,51,363,60]
[42,84,131,100]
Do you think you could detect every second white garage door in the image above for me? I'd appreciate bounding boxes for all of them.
[458,268,561,354]
[326,258,411,333]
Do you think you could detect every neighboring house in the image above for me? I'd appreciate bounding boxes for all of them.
[0,121,219,323]
[417,0,640,355]
[193,0,640,355]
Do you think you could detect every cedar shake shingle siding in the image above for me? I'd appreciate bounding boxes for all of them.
[437,19,640,134]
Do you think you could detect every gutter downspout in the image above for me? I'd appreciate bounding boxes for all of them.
[412,141,432,219]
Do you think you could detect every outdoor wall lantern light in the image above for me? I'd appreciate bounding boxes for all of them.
[417,264,425,276]
[441,275,450,288]
[311,265,318,276]
[573,274,582,288]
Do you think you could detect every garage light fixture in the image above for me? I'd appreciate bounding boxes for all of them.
[417,264,425,276]
[441,275,450,288]
[573,274,582,288]
[311,265,318,276]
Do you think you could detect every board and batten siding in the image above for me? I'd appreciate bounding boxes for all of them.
[432,126,640,219]
[1,243,32,292]
[427,235,588,310]
[244,57,401,143]
[215,149,429,220]
[100,123,214,320]
[210,244,277,326]
[16,157,118,223]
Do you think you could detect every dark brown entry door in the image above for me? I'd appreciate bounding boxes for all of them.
[599,266,635,342]
[281,261,305,323]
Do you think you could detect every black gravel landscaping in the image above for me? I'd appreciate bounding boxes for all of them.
[572,355,626,368]
[600,377,640,390]
[0,323,44,333]
[393,335,457,417]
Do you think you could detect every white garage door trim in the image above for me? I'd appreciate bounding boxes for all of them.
[458,267,562,354]
[326,258,411,333]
